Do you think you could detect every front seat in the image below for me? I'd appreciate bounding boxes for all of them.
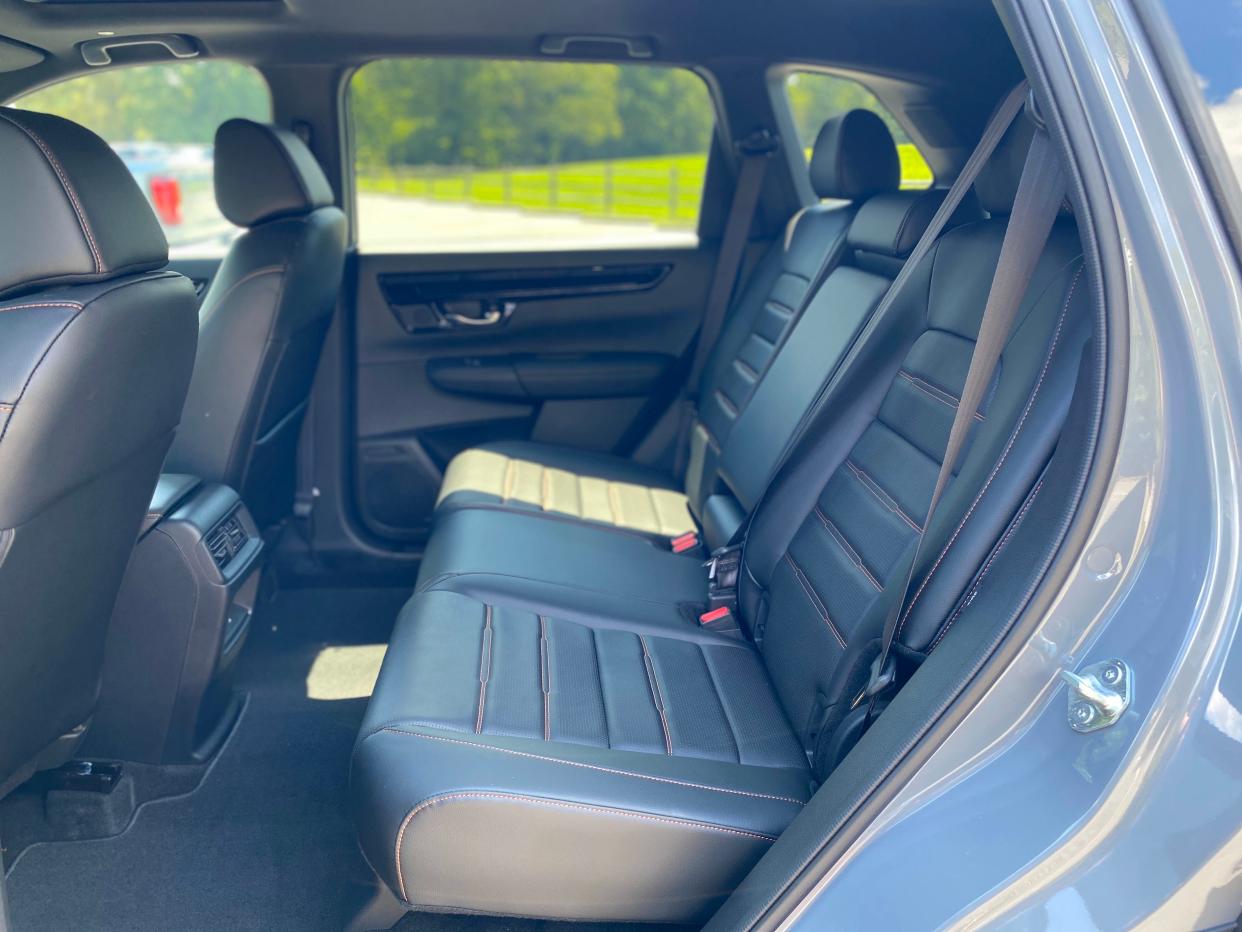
[0,108,199,794]
[166,119,347,529]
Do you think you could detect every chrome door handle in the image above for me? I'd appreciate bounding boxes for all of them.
[441,301,516,328]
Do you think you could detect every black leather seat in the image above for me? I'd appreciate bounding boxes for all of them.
[166,119,347,529]
[434,109,904,542]
[354,116,1092,923]
[0,108,199,794]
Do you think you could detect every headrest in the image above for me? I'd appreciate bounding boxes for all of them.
[847,189,984,259]
[809,109,900,201]
[0,108,168,300]
[973,113,1036,216]
[213,119,334,227]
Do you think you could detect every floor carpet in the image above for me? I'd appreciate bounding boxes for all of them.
[3,586,410,932]
[3,586,694,932]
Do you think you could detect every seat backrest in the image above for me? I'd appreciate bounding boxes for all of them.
[0,108,199,791]
[736,117,1090,754]
[166,119,347,528]
[683,110,901,519]
[696,187,982,545]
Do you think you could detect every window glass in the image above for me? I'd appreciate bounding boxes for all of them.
[15,61,272,258]
[1160,0,1242,189]
[783,71,934,191]
[350,59,715,253]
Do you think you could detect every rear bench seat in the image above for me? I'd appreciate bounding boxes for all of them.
[352,116,1091,923]
[434,109,906,544]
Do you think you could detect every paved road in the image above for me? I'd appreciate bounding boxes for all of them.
[356,194,697,253]
[168,195,697,259]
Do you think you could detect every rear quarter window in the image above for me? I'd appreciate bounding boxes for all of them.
[782,70,934,191]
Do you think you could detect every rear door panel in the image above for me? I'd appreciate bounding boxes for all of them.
[352,247,714,542]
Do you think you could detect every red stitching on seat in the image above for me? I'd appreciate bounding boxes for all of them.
[475,604,492,734]
[929,478,1044,652]
[393,791,777,903]
[845,459,923,532]
[375,728,808,805]
[814,505,882,591]
[897,370,987,421]
[540,615,551,741]
[0,113,102,272]
[783,553,847,648]
[639,635,673,755]
[0,302,84,313]
[896,267,1082,644]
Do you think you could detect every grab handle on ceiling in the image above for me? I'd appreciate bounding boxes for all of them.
[80,34,200,67]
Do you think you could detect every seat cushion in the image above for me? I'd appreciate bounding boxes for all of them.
[353,588,810,923]
[436,440,694,538]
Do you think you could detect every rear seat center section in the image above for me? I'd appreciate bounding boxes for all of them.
[434,109,911,547]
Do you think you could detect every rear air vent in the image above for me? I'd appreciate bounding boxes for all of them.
[205,513,248,570]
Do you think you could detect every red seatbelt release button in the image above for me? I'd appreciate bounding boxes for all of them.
[699,606,732,625]
[671,532,700,553]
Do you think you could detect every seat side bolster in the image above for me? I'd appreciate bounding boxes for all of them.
[350,724,808,920]
[394,790,774,922]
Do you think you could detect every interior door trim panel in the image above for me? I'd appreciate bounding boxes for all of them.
[379,263,673,333]
[427,352,674,400]
[352,248,718,542]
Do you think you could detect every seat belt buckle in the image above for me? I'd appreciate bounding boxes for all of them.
[704,544,742,612]
[699,606,732,626]
[704,544,741,588]
[670,531,700,554]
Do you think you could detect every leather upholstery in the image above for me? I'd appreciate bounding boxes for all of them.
[166,121,346,528]
[139,474,203,539]
[437,440,694,537]
[353,118,1094,923]
[354,589,809,922]
[0,110,198,791]
[808,109,900,201]
[0,108,167,300]
[436,111,908,540]
[212,118,335,227]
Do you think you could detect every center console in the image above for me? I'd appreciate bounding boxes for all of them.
[83,475,264,764]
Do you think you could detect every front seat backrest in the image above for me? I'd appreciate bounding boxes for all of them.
[166,118,347,528]
[0,108,199,793]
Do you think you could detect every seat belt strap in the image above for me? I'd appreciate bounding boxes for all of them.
[687,129,779,396]
[292,395,320,544]
[672,130,777,476]
[721,82,1032,556]
[864,103,1069,715]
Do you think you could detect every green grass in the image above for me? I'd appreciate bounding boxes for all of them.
[357,145,933,228]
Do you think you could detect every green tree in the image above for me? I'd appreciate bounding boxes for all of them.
[784,71,912,147]
[16,61,270,143]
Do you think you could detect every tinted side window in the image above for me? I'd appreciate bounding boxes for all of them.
[15,62,271,258]
[783,71,933,191]
[349,59,716,253]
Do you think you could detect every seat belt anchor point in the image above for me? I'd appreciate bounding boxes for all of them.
[736,128,780,159]
[864,652,897,701]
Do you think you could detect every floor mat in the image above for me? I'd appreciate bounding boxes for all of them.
[4,586,410,932]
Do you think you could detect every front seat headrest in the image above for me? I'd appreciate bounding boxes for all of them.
[0,108,169,301]
[213,118,335,228]
[809,108,900,201]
